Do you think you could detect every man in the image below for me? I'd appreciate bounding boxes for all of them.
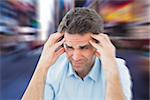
[22,7,132,100]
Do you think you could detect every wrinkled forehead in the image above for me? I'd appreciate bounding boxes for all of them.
[64,32,92,46]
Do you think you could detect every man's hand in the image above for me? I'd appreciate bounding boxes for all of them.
[91,34,116,58]
[22,33,65,100]
[89,33,117,73]
[89,33,125,100]
[38,33,65,70]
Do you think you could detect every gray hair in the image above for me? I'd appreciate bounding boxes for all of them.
[57,7,104,35]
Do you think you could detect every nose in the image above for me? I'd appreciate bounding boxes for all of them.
[72,50,81,61]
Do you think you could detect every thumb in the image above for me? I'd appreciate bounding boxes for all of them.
[95,51,100,57]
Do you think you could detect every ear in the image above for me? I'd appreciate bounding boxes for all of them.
[95,51,100,57]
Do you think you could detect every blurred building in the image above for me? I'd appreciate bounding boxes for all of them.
[0,0,149,100]
[0,0,41,99]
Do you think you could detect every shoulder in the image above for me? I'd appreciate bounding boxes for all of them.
[116,58,132,99]
[116,58,130,78]
[116,58,131,82]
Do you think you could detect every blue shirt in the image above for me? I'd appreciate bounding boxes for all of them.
[44,53,132,100]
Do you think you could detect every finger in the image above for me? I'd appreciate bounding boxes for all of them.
[91,33,103,41]
[91,34,111,46]
[45,33,64,47]
[89,40,102,57]
[55,47,65,58]
[53,38,65,52]
[100,33,112,44]
[89,40,102,51]
[91,34,107,45]
[100,34,116,49]
[50,32,64,44]
[95,51,100,57]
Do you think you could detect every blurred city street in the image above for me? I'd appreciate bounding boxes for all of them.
[0,0,149,100]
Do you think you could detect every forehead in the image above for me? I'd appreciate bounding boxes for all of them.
[64,32,92,45]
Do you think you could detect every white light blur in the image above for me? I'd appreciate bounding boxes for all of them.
[37,0,55,41]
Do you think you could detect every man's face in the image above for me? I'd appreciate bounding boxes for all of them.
[64,32,96,76]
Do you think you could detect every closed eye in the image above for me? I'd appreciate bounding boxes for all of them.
[79,46,90,50]
[64,44,74,50]
[67,46,73,49]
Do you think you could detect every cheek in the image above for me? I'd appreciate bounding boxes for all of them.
[65,50,72,59]
[83,49,96,58]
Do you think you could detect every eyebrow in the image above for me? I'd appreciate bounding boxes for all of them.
[79,44,91,48]
[65,44,73,48]
[64,43,91,49]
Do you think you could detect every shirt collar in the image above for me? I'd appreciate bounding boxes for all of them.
[87,57,101,82]
[67,62,79,78]
[67,57,101,82]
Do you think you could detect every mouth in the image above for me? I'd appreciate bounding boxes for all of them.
[72,61,83,67]
[74,62,82,65]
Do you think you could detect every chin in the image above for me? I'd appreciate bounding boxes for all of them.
[73,64,82,69]
[73,64,83,71]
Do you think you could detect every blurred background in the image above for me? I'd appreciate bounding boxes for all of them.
[0,0,149,100]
